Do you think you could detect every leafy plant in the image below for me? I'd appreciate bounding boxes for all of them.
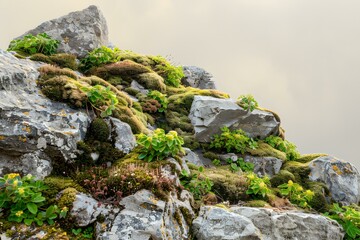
[0,173,67,226]
[80,85,118,117]
[246,173,271,198]
[80,46,120,71]
[147,90,168,112]
[180,167,213,200]
[324,204,360,239]
[237,94,259,112]
[151,55,184,87]
[212,159,221,166]
[278,180,314,208]
[8,33,59,55]
[264,135,300,160]
[226,158,254,173]
[210,126,257,154]
[71,226,93,239]
[137,128,185,162]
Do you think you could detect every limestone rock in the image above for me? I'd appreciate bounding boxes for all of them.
[130,80,149,95]
[182,66,216,89]
[189,96,280,142]
[108,117,136,154]
[244,155,283,177]
[182,148,204,166]
[309,155,360,205]
[15,5,109,58]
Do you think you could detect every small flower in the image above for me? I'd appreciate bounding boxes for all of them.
[61,207,68,212]
[168,131,177,136]
[13,180,19,187]
[259,182,266,189]
[296,186,303,192]
[247,173,256,181]
[166,135,174,140]
[15,210,23,217]
[18,187,25,195]
[304,190,315,198]
[287,180,294,187]
[7,173,20,179]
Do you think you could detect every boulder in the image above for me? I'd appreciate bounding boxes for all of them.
[244,155,283,177]
[182,148,204,166]
[15,5,108,58]
[189,96,280,142]
[108,117,136,154]
[182,66,216,89]
[309,155,360,205]
[96,189,194,240]
[0,50,90,179]
[130,80,149,95]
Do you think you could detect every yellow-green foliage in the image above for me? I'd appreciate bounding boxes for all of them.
[270,170,296,187]
[31,53,78,70]
[38,64,78,80]
[244,200,270,208]
[57,187,77,209]
[246,141,286,161]
[43,176,85,202]
[296,153,327,163]
[283,161,311,186]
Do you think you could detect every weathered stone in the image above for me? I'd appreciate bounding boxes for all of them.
[108,117,136,154]
[182,66,216,89]
[182,148,204,166]
[309,155,360,205]
[244,155,283,177]
[96,189,194,240]
[130,80,149,95]
[15,5,108,58]
[189,96,280,142]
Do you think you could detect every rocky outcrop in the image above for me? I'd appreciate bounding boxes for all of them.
[189,96,280,142]
[182,66,216,89]
[15,5,108,58]
[244,155,283,177]
[309,156,360,205]
[108,117,136,154]
[0,50,89,179]
[193,206,344,240]
[182,148,204,166]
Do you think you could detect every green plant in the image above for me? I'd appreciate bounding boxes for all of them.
[151,56,184,87]
[147,90,168,112]
[8,33,59,55]
[137,128,185,162]
[324,204,360,239]
[226,158,254,173]
[80,85,118,117]
[210,126,257,154]
[180,167,213,200]
[212,159,221,166]
[237,94,259,112]
[264,135,300,160]
[80,46,120,71]
[246,173,271,198]
[0,173,68,226]
[278,180,314,208]
[72,226,93,239]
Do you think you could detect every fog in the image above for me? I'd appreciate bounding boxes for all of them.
[1,0,359,169]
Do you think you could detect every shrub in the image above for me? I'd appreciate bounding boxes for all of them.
[137,128,184,162]
[0,173,67,226]
[210,126,258,154]
[80,46,120,72]
[180,167,213,200]
[147,90,168,112]
[264,135,300,160]
[237,94,259,112]
[246,173,271,198]
[8,33,59,55]
[150,56,184,87]
[278,180,314,208]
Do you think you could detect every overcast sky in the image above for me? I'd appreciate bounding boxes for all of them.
[1,0,359,169]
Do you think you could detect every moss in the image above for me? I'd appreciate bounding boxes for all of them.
[203,151,220,161]
[246,141,287,161]
[113,106,149,134]
[136,72,166,93]
[89,118,110,142]
[107,76,123,86]
[270,170,296,188]
[165,110,194,132]
[307,181,329,212]
[179,206,193,226]
[43,176,85,204]
[57,187,78,209]
[30,53,52,63]
[295,153,327,163]
[124,87,140,96]
[49,53,78,70]
[182,134,200,150]
[283,161,311,186]
[202,192,218,205]
[38,64,78,80]
[244,200,270,207]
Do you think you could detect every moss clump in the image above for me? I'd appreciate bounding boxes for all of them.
[307,181,329,212]
[89,118,110,142]
[203,151,220,161]
[49,53,78,70]
[270,170,296,187]
[30,53,52,63]
[295,153,327,163]
[165,110,194,132]
[244,200,270,208]
[181,132,200,150]
[43,176,85,204]
[124,87,140,96]
[246,141,286,161]
[283,161,311,186]
[38,64,78,80]
[57,187,78,209]
[136,72,166,93]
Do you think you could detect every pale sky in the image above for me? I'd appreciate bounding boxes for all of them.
[1,0,359,170]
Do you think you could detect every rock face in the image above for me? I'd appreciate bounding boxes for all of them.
[0,50,89,179]
[189,96,280,142]
[193,206,344,240]
[182,66,216,89]
[309,155,360,205]
[15,5,108,58]
[182,148,204,166]
[96,189,194,240]
[244,155,283,177]
[108,117,136,154]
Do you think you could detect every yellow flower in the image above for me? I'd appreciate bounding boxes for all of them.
[18,187,25,195]
[154,128,163,134]
[166,135,174,140]
[169,131,177,136]
[247,173,256,181]
[287,180,294,187]
[13,180,19,187]
[7,173,19,179]
[61,206,68,212]
[147,136,152,142]
[259,182,266,189]
[305,190,315,198]
[296,186,303,192]
[15,211,23,217]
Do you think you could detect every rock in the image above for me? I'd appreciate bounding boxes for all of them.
[192,206,262,240]
[182,66,216,89]
[231,207,344,240]
[0,50,90,179]
[189,96,280,142]
[15,5,109,58]
[108,117,136,154]
[182,148,204,166]
[130,80,149,95]
[309,155,360,205]
[96,189,194,240]
[244,155,283,177]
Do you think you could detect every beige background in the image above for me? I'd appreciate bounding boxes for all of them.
[1,0,359,170]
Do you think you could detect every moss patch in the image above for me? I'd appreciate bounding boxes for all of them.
[295,153,327,163]
[270,170,296,188]
[246,141,286,161]
[88,118,110,142]
[57,187,78,209]
[244,200,270,207]
[283,161,311,186]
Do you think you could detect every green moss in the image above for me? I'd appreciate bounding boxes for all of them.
[124,87,140,96]
[107,76,122,86]
[244,200,270,207]
[43,176,85,204]
[113,106,148,134]
[165,110,194,132]
[283,161,311,186]
[182,134,200,150]
[57,187,78,209]
[246,141,287,161]
[136,72,166,93]
[39,64,78,80]
[179,206,193,226]
[49,53,78,70]
[307,181,329,212]
[30,53,52,63]
[89,118,110,142]
[295,153,327,163]
[270,170,296,187]
[203,151,220,161]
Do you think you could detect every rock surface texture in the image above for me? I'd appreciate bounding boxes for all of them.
[309,155,360,205]
[0,50,89,179]
[15,5,108,58]
[193,206,344,240]
[108,117,136,154]
[182,66,216,89]
[189,96,280,142]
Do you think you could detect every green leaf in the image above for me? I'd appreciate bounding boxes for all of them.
[24,219,34,226]
[27,202,38,214]
[32,194,45,203]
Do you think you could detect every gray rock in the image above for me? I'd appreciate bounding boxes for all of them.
[130,80,149,95]
[108,117,136,154]
[231,207,344,240]
[15,5,108,58]
[189,96,280,142]
[219,153,238,162]
[309,156,360,205]
[244,155,283,177]
[182,148,204,166]
[97,189,194,240]
[182,66,216,89]
[0,50,90,179]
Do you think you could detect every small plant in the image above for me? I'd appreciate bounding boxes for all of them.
[226,158,254,173]
[8,33,59,55]
[212,159,221,166]
[264,135,300,160]
[141,99,161,113]
[147,90,168,112]
[324,204,360,239]
[71,226,93,239]
[237,94,259,112]
[246,173,271,198]
[80,46,120,71]
[180,167,214,200]
[151,55,184,87]
[0,173,67,226]
[210,126,257,154]
[278,180,314,208]
[137,128,184,162]
[80,85,118,117]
